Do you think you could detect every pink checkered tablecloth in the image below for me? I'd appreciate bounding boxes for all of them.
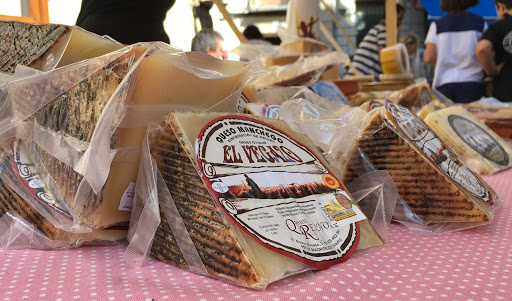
[1,168,511,301]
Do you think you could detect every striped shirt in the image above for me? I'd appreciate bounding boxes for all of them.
[352,23,386,76]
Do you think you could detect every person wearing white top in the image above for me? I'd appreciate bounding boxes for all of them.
[424,0,487,103]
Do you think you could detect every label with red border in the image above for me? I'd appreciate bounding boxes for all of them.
[10,138,73,220]
[196,115,365,269]
[384,102,493,205]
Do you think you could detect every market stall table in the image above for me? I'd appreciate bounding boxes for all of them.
[0,168,511,300]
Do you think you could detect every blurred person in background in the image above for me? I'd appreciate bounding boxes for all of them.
[476,0,512,102]
[243,24,271,45]
[401,32,433,82]
[424,0,487,103]
[76,0,175,44]
[191,29,227,60]
[350,3,406,78]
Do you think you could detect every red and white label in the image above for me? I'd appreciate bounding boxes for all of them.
[195,115,364,269]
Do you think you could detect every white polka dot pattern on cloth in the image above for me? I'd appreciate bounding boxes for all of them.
[0,169,511,300]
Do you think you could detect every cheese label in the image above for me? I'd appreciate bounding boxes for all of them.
[384,102,493,205]
[261,104,281,119]
[196,115,363,269]
[119,182,136,211]
[237,93,250,113]
[310,81,348,105]
[369,100,383,110]
[10,138,74,220]
[448,114,509,166]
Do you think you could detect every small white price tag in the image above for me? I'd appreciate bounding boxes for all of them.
[119,182,136,211]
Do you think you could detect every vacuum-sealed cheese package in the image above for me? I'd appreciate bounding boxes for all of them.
[388,82,432,113]
[126,112,383,289]
[0,45,146,247]
[250,52,348,89]
[342,101,502,233]
[424,106,512,175]
[0,43,258,248]
[0,20,122,75]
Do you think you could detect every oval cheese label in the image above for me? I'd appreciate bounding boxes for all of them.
[196,115,364,269]
[448,114,509,166]
[261,104,281,119]
[10,138,73,220]
[384,102,492,204]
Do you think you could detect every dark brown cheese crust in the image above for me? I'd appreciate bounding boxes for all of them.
[29,50,137,228]
[0,178,63,240]
[0,20,70,74]
[149,118,261,286]
[342,113,489,223]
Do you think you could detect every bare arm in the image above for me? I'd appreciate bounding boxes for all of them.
[424,42,437,65]
[476,39,499,76]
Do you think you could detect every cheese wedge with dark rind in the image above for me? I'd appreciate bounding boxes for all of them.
[25,48,144,229]
[342,106,494,224]
[146,111,383,288]
[0,20,71,74]
[0,20,123,74]
[0,175,126,245]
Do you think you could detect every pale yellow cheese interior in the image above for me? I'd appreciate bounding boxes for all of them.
[95,53,249,228]
[417,100,447,120]
[424,106,512,175]
[57,27,123,68]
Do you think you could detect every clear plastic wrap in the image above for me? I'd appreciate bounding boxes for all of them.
[126,111,384,289]
[345,171,397,243]
[0,42,259,249]
[273,92,394,240]
[0,212,126,250]
[278,89,374,163]
[250,52,348,89]
[245,86,348,119]
[310,81,348,105]
[341,101,503,233]
[230,43,281,63]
